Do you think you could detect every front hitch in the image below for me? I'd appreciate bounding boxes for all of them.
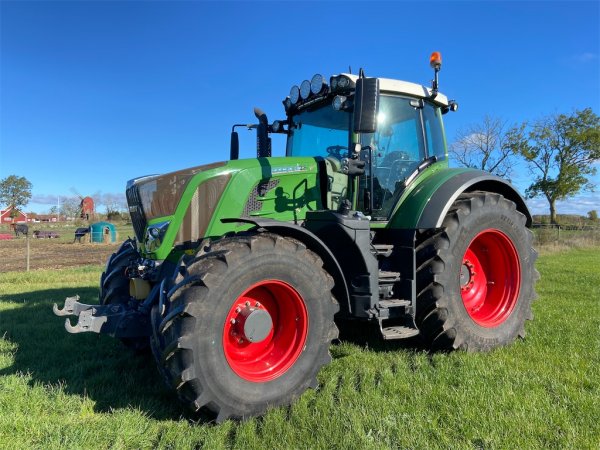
[53,295,152,338]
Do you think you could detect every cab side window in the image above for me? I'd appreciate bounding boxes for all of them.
[422,104,447,160]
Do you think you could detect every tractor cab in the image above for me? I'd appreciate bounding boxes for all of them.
[243,52,459,220]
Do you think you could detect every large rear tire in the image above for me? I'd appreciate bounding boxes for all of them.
[155,233,339,422]
[415,191,538,351]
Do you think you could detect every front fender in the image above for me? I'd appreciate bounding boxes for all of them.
[221,217,351,314]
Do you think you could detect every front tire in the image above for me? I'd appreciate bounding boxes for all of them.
[416,191,538,351]
[100,238,148,350]
[100,238,137,306]
[156,233,339,422]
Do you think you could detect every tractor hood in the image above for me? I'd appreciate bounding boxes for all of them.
[126,157,325,260]
[126,161,227,244]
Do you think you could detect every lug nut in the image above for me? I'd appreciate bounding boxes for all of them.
[238,338,244,344]
[255,302,261,307]
[235,307,241,313]
[230,318,236,324]
[245,301,250,307]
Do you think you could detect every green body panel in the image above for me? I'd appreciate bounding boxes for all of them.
[145,157,323,260]
[387,165,475,229]
[141,157,476,259]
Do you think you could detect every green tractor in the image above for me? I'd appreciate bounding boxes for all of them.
[54,53,537,422]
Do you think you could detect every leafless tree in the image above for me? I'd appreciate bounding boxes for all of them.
[450,115,522,179]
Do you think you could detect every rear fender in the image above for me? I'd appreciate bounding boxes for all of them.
[389,169,532,229]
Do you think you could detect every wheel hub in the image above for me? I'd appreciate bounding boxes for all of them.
[231,303,273,343]
[223,280,308,382]
[460,260,476,291]
[460,229,521,327]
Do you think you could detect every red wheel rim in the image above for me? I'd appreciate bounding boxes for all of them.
[460,229,521,327]
[223,280,308,382]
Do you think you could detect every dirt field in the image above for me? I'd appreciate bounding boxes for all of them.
[0,238,120,272]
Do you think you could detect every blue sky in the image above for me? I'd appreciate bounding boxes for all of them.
[1,0,598,215]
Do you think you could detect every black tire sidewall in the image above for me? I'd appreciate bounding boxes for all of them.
[442,197,533,347]
[185,246,333,411]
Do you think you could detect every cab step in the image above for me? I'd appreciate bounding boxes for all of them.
[379,270,401,282]
[378,299,410,309]
[381,325,420,340]
[372,244,394,258]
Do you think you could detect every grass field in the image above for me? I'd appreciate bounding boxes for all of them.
[0,248,598,449]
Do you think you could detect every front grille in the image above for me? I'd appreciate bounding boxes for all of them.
[126,185,147,242]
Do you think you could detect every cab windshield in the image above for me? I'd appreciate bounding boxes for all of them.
[286,103,352,159]
[285,94,447,220]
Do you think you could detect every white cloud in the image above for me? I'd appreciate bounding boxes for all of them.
[27,192,126,213]
[30,194,77,205]
[527,192,600,216]
[572,52,598,63]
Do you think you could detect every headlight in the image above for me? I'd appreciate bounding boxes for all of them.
[310,73,324,94]
[145,221,170,252]
[290,85,300,104]
[300,80,311,100]
[332,95,347,111]
[330,76,338,90]
[330,75,355,92]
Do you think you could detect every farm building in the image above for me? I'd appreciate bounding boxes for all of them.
[0,207,28,224]
[35,214,61,223]
[79,196,95,220]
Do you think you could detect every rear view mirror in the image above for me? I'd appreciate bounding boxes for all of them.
[353,77,379,134]
[230,130,239,160]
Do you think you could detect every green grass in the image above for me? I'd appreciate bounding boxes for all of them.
[0,249,599,449]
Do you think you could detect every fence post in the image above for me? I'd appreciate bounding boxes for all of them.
[26,232,30,272]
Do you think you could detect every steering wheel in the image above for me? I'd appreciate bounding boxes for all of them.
[381,151,410,166]
[326,145,349,159]
[376,150,414,189]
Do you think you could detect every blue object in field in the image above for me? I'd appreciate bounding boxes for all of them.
[90,222,117,243]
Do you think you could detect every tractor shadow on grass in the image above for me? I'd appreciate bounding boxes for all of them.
[0,288,435,423]
[334,316,429,353]
[0,287,187,421]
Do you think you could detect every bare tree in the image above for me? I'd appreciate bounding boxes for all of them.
[60,197,81,219]
[450,115,522,179]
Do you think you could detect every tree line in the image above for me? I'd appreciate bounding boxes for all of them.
[0,177,127,220]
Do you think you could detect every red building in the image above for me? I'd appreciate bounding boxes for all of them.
[80,196,95,220]
[0,207,29,224]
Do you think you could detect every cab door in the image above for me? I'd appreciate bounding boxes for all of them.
[356,96,427,220]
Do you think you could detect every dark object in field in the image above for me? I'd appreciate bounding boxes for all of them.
[33,230,60,239]
[10,223,28,237]
[73,227,90,243]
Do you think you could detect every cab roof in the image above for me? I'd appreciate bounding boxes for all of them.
[339,73,449,107]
